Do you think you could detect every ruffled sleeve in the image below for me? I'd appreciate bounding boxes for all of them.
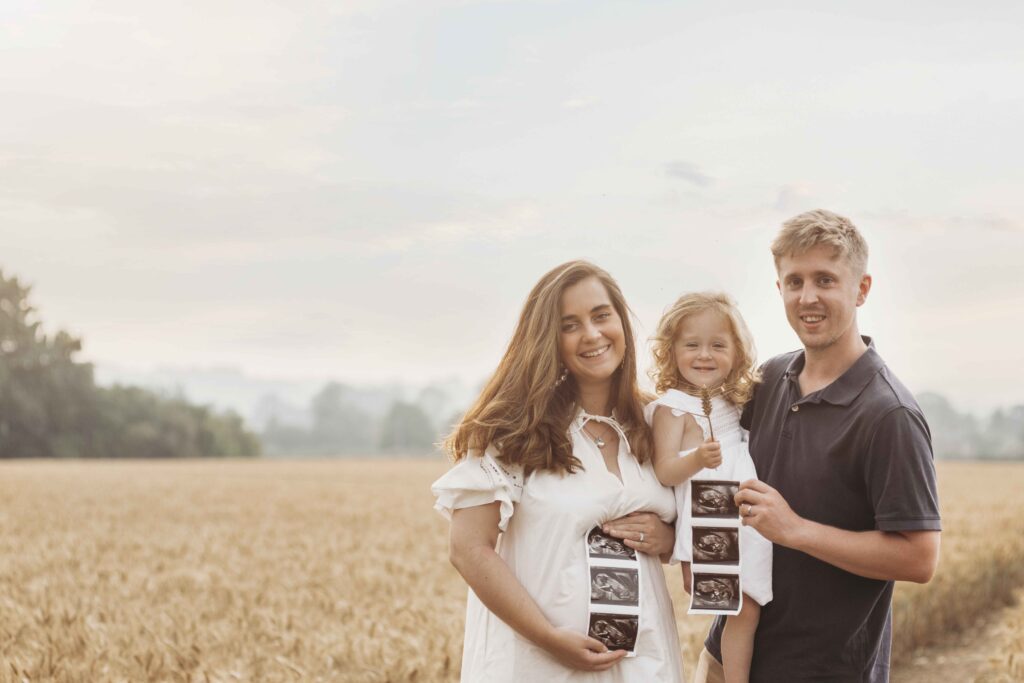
[431,446,524,532]
[644,390,694,426]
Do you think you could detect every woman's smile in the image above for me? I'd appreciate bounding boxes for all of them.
[579,344,611,359]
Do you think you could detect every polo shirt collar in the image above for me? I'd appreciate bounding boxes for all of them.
[783,336,885,406]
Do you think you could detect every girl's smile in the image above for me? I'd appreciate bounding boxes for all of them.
[672,309,737,391]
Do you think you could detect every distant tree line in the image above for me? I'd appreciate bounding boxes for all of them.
[258,382,1024,460]
[0,270,260,458]
[261,381,450,456]
[918,392,1024,460]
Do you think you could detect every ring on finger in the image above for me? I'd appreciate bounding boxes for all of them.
[742,503,752,517]
[639,532,645,543]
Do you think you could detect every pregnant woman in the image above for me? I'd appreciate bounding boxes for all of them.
[432,261,684,682]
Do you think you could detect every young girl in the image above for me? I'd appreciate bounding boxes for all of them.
[644,292,773,683]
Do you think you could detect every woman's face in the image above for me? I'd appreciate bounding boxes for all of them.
[558,276,626,390]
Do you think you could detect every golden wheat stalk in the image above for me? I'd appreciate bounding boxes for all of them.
[700,384,716,441]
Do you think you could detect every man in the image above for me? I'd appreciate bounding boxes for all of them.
[694,209,941,682]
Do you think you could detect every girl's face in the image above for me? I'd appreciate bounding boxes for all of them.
[558,276,626,390]
[673,309,736,391]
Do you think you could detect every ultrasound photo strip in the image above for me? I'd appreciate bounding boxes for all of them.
[688,480,743,616]
[586,527,641,656]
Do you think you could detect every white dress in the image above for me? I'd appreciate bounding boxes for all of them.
[643,389,773,607]
[432,409,685,682]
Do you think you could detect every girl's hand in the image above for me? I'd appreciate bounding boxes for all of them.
[694,438,722,469]
[543,627,627,671]
[603,511,675,558]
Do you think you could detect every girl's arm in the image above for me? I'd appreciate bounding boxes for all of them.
[652,407,721,486]
[449,502,627,671]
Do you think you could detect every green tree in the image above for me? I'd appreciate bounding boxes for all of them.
[93,386,261,458]
[310,382,374,453]
[379,401,437,453]
[0,268,261,458]
[917,391,980,459]
[0,272,97,458]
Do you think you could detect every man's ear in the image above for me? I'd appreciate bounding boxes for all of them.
[856,273,872,306]
[775,279,782,295]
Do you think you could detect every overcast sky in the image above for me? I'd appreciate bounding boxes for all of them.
[2,0,1022,413]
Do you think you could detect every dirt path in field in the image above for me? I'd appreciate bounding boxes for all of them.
[893,588,1024,683]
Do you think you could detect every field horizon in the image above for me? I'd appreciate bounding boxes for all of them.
[2,458,1023,682]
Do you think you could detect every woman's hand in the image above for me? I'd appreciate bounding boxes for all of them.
[543,627,627,671]
[603,511,675,558]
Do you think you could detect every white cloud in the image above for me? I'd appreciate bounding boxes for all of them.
[665,161,714,187]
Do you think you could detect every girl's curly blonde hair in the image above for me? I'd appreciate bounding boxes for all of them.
[649,291,760,406]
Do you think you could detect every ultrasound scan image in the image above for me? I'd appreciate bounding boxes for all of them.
[587,526,637,561]
[588,613,639,652]
[692,574,740,611]
[692,528,739,564]
[691,481,740,518]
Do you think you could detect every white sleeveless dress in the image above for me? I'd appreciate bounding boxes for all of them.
[432,409,685,682]
[643,389,773,606]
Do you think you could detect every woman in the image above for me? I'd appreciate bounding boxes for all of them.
[432,261,684,682]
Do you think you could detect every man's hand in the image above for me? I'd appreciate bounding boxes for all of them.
[734,479,806,547]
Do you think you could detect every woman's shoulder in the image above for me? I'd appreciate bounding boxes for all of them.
[435,445,524,488]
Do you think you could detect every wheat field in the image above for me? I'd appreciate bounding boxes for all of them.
[1,459,1022,682]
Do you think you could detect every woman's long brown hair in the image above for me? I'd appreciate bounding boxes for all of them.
[443,261,652,475]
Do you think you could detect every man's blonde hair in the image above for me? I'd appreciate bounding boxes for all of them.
[771,209,869,275]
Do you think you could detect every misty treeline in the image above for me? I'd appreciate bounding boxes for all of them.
[0,270,260,458]
[5,265,1020,461]
[258,384,1024,459]
[259,381,453,456]
[918,393,1024,460]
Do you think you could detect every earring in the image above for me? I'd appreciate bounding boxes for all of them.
[554,366,569,387]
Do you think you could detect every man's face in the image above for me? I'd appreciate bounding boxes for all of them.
[776,244,871,352]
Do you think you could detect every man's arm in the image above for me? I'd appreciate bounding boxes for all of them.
[735,479,940,583]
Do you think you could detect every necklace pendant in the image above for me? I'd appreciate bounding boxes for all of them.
[595,436,605,448]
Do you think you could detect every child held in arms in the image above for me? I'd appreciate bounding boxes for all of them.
[644,292,773,683]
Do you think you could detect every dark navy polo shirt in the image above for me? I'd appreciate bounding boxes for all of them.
[705,338,941,682]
